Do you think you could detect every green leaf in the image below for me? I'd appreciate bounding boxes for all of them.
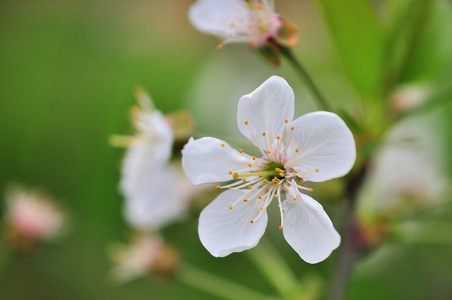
[314,0,385,100]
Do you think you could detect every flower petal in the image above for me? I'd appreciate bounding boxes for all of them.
[237,76,294,150]
[123,166,190,230]
[199,189,268,257]
[188,0,249,37]
[282,193,340,264]
[182,137,252,185]
[287,111,356,182]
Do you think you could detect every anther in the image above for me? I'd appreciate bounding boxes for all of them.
[279,226,283,231]
[252,156,256,160]
[243,199,248,202]
[263,179,267,183]
[274,195,278,198]
[216,44,223,50]
[250,220,254,224]
[267,150,271,154]
[309,188,314,192]
[221,143,225,147]
[239,149,243,153]
[262,132,266,136]
[315,169,319,172]
[260,207,263,211]
[275,168,281,172]
[248,185,253,189]
[242,178,247,182]
[291,127,294,130]
[279,173,284,177]
[229,171,233,175]
[293,197,297,201]
[292,172,296,176]
[276,136,280,140]
[258,23,264,29]
[276,183,280,187]
[228,186,231,190]
[233,173,239,179]
[216,185,221,190]
[271,178,276,183]
[295,148,299,153]
[285,119,288,123]
[258,196,262,199]
[248,163,252,167]
[244,120,249,125]
[229,206,232,210]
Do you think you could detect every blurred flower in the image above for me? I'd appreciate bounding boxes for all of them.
[189,0,297,65]
[115,88,195,231]
[110,233,179,282]
[182,76,356,263]
[390,84,429,114]
[3,185,66,250]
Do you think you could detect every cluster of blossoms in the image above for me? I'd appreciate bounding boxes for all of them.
[182,76,356,263]
[3,185,66,251]
[189,0,297,65]
[111,89,200,280]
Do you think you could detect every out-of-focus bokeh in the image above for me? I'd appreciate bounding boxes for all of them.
[1,0,452,299]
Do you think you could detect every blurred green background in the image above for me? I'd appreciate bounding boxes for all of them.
[1,0,452,299]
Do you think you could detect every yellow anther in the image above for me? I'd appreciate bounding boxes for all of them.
[233,173,239,179]
[248,185,253,189]
[271,178,276,183]
[274,195,278,198]
[262,132,266,136]
[315,169,319,172]
[258,23,264,29]
[242,178,247,182]
[229,206,232,210]
[250,220,254,224]
[263,179,267,183]
[279,226,283,231]
[275,167,281,172]
[279,172,284,177]
[257,5,264,10]
[239,149,243,153]
[291,127,294,130]
[258,175,262,178]
[293,197,297,201]
[260,207,263,211]
[216,185,221,190]
[216,44,223,50]
[248,163,252,167]
[244,120,249,125]
[252,156,256,160]
[292,172,296,176]
[228,186,231,190]
[295,148,299,153]
[258,196,262,199]
[221,143,225,147]
[285,119,288,123]
[276,136,280,140]
[218,37,225,42]
[229,171,233,175]
[309,188,314,192]
[267,150,271,154]
[243,199,248,202]
[273,177,278,180]
[276,183,280,187]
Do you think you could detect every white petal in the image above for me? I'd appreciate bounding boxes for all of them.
[123,166,190,230]
[237,76,295,150]
[199,189,268,257]
[182,137,252,185]
[287,111,356,182]
[282,193,340,264]
[188,0,250,37]
[120,140,170,199]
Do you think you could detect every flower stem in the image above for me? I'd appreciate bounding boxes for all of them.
[329,162,369,300]
[278,46,332,111]
[177,263,275,300]
[246,238,301,299]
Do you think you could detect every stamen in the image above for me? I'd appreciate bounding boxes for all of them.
[216,185,221,190]
[248,163,252,167]
[239,149,243,153]
[244,120,248,125]
[295,148,299,153]
[252,156,256,160]
[285,119,288,123]
[229,206,232,210]
[221,143,225,147]
[248,185,253,189]
[229,171,233,175]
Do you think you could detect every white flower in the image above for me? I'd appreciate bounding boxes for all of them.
[119,90,190,230]
[189,0,295,49]
[182,76,356,263]
[4,186,66,241]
